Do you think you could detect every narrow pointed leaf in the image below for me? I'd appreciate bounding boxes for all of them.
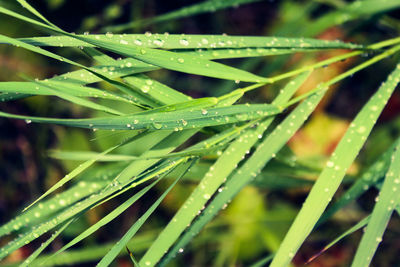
[271,63,400,267]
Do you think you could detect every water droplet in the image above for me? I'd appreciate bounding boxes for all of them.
[134,39,142,46]
[25,119,32,124]
[120,39,128,45]
[153,122,162,129]
[153,39,164,46]
[201,109,208,115]
[177,58,185,63]
[201,38,209,45]
[326,161,334,167]
[357,126,366,133]
[141,85,150,93]
[180,39,189,46]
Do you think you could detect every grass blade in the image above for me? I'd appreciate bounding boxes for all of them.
[158,89,327,267]
[270,63,400,267]
[19,219,73,267]
[18,34,362,50]
[49,174,164,260]
[0,103,281,131]
[351,143,400,266]
[96,160,193,267]
[139,71,311,266]
[319,137,400,225]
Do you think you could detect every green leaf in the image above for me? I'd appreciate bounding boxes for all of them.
[319,137,400,225]
[96,160,193,267]
[159,86,326,267]
[0,103,281,131]
[22,133,138,212]
[351,143,400,266]
[20,219,73,267]
[139,71,311,267]
[0,81,130,103]
[271,63,400,267]
[49,174,164,260]
[18,34,362,50]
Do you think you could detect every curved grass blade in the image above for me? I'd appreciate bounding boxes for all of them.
[1,230,157,267]
[62,35,270,83]
[351,144,400,266]
[22,132,138,212]
[126,247,140,267]
[123,73,191,106]
[96,160,193,267]
[0,8,271,83]
[0,178,110,238]
[48,174,164,261]
[139,71,311,266]
[270,63,400,267]
[0,162,127,237]
[26,79,124,115]
[0,103,281,131]
[0,128,197,260]
[82,47,189,107]
[0,92,31,102]
[18,34,362,50]
[0,32,150,108]
[0,155,187,261]
[0,81,130,103]
[249,254,274,267]
[308,216,370,265]
[20,219,73,267]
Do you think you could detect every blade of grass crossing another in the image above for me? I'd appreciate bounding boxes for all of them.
[308,216,371,265]
[139,71,311,266]
[0,179,110,238]
[159,89,327,267]
[0,8,271,83]
[61,34,271,83]
[318,137,400,225]
[270,63,400,267]
[49,173,165,260]
[96,160,194,267]
[0,130,191,260]
[351,143,400,266]
[23,132,138,211]
[20,219,73,267]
